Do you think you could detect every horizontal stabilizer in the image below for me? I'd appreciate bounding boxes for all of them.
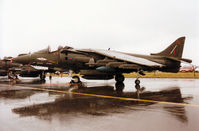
[180,58,192,63]
[166,57,192,63]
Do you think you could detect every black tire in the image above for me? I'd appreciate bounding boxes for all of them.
[49,75,52,80]
[40,73,46,80]
[14,74,18,79]
[8,71,15,79]
[115,82,125,92]
[70,76,81,83]
[115,74,125,82]
[135,84,140,90]
[135,79,140,85]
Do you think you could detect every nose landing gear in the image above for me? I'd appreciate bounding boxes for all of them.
[8,71,18,80]
[70,75,84,88]
[70,75,81,84]
[40,72,46,81]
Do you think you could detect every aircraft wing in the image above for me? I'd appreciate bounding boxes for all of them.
[92,49,163,67]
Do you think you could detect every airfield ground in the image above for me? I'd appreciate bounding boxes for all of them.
[48,72,199,78]
[0,76,199,131]
[124,72,199,78]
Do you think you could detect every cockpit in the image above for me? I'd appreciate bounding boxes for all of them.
[34,46,51,54]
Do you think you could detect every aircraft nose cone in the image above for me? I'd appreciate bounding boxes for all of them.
[13,55,31,64]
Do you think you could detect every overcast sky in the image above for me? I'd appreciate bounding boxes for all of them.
[1,0,199,65]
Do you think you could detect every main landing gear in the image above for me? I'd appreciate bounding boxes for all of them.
[115,74,125,83]
[115,74,125,92]
[115,71,145,90]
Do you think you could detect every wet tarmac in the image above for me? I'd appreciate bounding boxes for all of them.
[0,77,199,131]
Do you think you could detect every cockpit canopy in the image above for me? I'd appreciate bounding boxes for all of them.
[63,46,73,50]
[34,46,51,54]
[18,53,29,56]
[3,56,13,61]
[58,45,64,50]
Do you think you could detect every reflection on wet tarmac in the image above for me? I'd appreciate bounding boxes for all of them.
[0,90,36,99]
[0,77,45,84]
[1,77,199,131]
[9,83,188,123]
[164,106,188,123]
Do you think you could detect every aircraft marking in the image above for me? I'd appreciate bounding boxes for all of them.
[170,45,177,55]
[37,57,47,61]
[176,40,181,45]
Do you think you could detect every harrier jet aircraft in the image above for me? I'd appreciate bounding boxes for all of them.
[13,46,69,80]
[0,57,50,80]
[0,57,21,78]
[13,37,192,87]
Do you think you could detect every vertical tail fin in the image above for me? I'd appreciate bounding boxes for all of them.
[151,37,185,59]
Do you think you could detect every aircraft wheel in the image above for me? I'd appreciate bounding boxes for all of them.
[135,84,140,90]
[40,73,46,80]
[115,82,125,92]
[135,79,140,85]
[70,76,81,83]
[14,74,18,80]
[8,71,15,79]
[49,75,52,80]
[8,74,13,79]
[115,74,125,83]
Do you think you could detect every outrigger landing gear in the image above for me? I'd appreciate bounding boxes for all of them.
[134,70,145,89]
[135,79,140,85]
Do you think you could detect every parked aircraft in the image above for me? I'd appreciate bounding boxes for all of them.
[13,37,192,88]
[13,46,69,80]
[0,57,49,80]
[0,57,21,79]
